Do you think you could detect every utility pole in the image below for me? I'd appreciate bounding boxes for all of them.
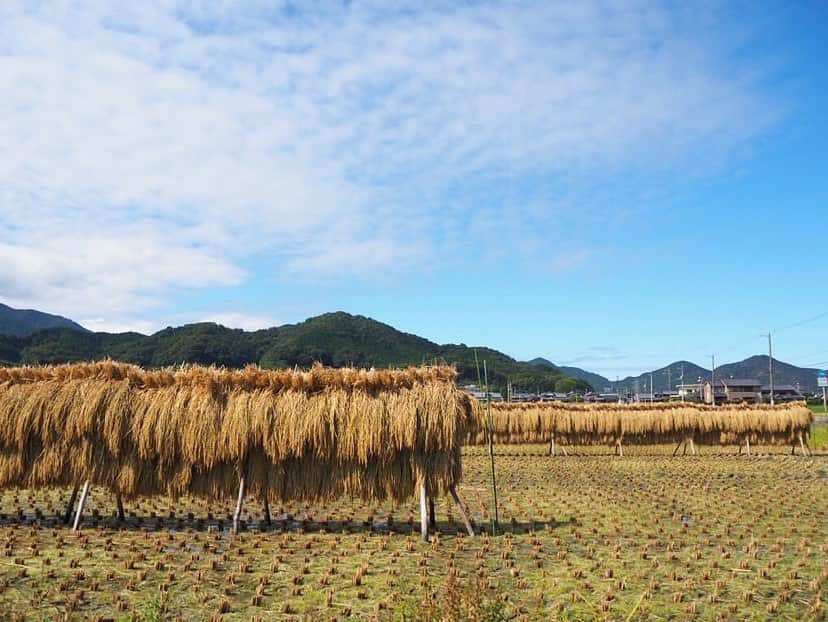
[766,332,775,406]
[649,372,654,402]
[710,355,716,406]
[680,364,685,403]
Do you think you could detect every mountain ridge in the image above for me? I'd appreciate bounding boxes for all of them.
[0,303,88,337]
[529,356,824,393]
[0,310,591,395]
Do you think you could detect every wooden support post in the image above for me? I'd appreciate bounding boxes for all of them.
[72,480,91,532]
[798,434,809,457]
[116,495,125,522]
[449,486,475,537]
[233,472,247,535]
[550,436,556,456]
[419,482,429,542]
[745,437,751,456]
[682,441,688,456]
[689,438,697,455]
[560,444,568,457]
[428,495,436,531]
[673,442,682,457]
[263,496,272,527]
[617,441,623,457]
[63,483,80,524]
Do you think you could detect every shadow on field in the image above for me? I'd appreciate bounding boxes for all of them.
[0,510,573,537]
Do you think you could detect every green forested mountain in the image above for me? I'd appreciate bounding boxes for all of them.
[527,357,614,391]
[0,303,88,337]
[0,311,591,394]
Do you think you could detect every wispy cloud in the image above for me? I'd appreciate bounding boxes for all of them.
[0,1,778,328]
[549,249,595,274]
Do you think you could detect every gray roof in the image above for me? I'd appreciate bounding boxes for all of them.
[760,384,801,392]
[711,378,761,387]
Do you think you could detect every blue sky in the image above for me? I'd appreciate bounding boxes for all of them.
[0,1,826,377]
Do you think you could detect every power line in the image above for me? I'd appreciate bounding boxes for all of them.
[773,310,828,334]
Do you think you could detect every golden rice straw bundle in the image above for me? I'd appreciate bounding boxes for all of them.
[465,400,814,449]
[0,362,470,505]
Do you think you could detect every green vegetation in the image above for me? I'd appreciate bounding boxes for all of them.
[811,424,828,450]
[0,312,590,394]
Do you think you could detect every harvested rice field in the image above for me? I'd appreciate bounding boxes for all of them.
[0,447,825,621]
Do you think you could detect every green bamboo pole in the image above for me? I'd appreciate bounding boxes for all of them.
[483,360,499,534]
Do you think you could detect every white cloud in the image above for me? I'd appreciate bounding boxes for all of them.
[0,235,243,316]
[0,1,777,329]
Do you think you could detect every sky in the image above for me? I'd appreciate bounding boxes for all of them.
[1,0,826,378]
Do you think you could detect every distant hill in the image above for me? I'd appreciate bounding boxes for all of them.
[717,356,821,391]
[0,311,591,395]
[528,358,612,391]
[529,355,824,393]
[613,357,821,393]
[615,360,711,393]
[0,303,87,337]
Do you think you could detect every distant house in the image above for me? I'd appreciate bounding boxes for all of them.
[678,383,704,402]
[461,385,504,402]
[656,390,678,402]
[703,378,761,404]
[760,384,805,403]
[539,392,572,402]
[585,392,619,403]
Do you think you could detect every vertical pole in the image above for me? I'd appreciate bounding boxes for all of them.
[745,437,751,456]
[419,482,428,541]
[711,355,716,406]
[116,495,125,522]
[690,438,697,455]
[768,333,775,406]
[550,436,557,456]
[823,386,826,413]
[428,495,436,530]
[263,496,272,527]
[483,360,499,534]
[72,480,91,532]
[63,484,80,524]
[233,469,247,535]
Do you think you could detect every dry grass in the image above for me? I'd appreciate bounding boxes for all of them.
[0,362,472,504]
[467,401,814,448]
